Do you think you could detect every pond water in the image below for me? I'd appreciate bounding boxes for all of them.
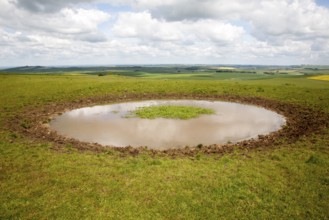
[49,100,286,150]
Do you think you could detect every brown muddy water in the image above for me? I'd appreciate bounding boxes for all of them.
[49,100,286,150]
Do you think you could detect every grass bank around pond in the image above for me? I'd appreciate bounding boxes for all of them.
[1,74,329,219]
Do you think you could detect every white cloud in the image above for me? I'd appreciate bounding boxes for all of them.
[112,12,183,41]
[247,0,329,40]
[134,0,251,21]
[13,0,99,13]
[0,0,110,39]
[0,0,329,66]
[112,12,245,44]
[132,0,329,40]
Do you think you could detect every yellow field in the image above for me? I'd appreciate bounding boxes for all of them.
[309,75,329,81]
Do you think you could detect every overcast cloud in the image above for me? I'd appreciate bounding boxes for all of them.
[0,0,328,66]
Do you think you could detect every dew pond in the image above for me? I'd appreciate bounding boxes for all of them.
[50,100,286,150]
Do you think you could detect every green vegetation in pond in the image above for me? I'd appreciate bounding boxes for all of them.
[130,105,215,119]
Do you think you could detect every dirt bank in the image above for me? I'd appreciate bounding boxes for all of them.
[5,94,329,157]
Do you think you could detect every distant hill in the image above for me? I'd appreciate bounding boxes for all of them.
[1,65,328,76]
[0,65,111,73]
[2,66,53,72]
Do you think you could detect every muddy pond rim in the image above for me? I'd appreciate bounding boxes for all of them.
[9,94,328,156]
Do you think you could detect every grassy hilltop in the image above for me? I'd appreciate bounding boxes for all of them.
[1,66,329,219]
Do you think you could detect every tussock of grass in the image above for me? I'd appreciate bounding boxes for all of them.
[131,105,215,119]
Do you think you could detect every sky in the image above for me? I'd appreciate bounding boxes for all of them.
[0,0,329,66]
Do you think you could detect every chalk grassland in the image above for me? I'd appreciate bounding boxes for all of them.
[1,73,329,219]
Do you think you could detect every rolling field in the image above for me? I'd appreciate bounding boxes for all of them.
[1,72,329,219]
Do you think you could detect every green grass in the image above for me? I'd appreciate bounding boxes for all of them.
[130,105,215,120]
[1,73,329,219]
